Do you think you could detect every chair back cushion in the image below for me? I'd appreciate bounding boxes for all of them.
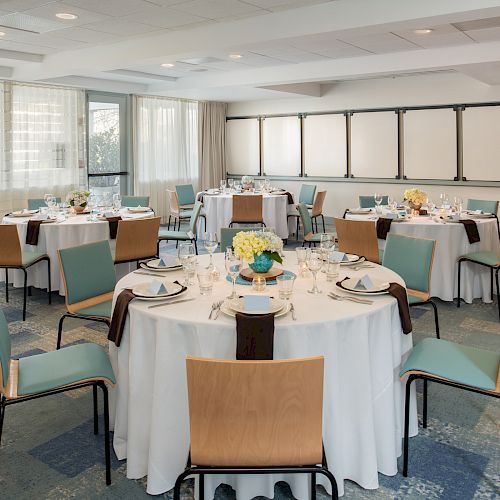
[297,203,314,238]
[0,309,11,391]
[58,241,116,305]
[187,356,324,467]
[359,195,389,208]
[335,218,380,264]
[383,233,435,293]
[189,202,203,234]
[311,191,326,217]
[27,198,61,210]
[299,184,317,205]
[176,184,196,206]
[467,199,499,215]
[121,196,150,208]
[0,225,22,266]
[115,217,161,263]
[232,195,263,223]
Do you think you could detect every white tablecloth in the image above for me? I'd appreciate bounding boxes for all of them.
[346,213,500,303]
[1,210,151,295]
[197,193,290,239]
[109,252,417,498]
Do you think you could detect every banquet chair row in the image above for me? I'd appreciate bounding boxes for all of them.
[297,203,335,247]
[167,188,206,233]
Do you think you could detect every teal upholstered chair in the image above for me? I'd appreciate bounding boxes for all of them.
[121,195,150,208]
[299,184,317,206]
[0,308,115,485]
[158,201,202,254]
[220,227,263,252]
[176,184,196,208]
[382,233,439,338]
[27,198,61,210]
[57,241,116,349]
[0,225,51,321]
[297,203,335,247]
[400,338,499,477]
[288,187,322,240]
[467,199,499,215]
[359,195,389,209]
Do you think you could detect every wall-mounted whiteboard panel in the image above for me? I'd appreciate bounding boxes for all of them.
[463,107,500,181]
[303,114,346,177]
[404,109,456,180]
[263,116,301,176]
[226,119,260,175]
[351,112,398,178]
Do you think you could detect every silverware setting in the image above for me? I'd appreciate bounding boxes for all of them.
[134,270,168,277]
[209,300,224,320]
[290,303,297,321]
[147,298,195,309]
[350,264,375,271]
[328,292,374,305]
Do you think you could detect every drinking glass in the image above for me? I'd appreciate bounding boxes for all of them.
[306,250,323,294]
[220,179,227,192]
[374,193,383,212]
[113,193,122,212]
[203,232,218,269]
[197,268,214,295]
[296,247,309,277]
[178,242,195,262]
[252,275,267,292]
[182,255,197,286]
[454,196,463,213]
[277,274,295,300]
[87,195,97,221]
[325,258,340,282]
[225,248,242,299]
[234,181,241,192]
[439,193,448,208]
[44,194,54,208]
[228,179,234,191]
[427,199,436,213]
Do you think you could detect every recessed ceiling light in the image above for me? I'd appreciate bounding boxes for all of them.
[161,63,175,68]
[56,12,78,20]
[413,28,433,34]
[229,54,243,59]
[0,32,5,37]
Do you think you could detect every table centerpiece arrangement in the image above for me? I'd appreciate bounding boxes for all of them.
[66,190,90,213]
[403,188,427,212]
[241,175,254,190]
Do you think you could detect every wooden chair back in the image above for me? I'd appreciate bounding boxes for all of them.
[334,218,380,263]
[0,225,22,266]
[311,191,326,217]
[232,195,264,223]
[114,217,161,263]
[186,356,324,467]
[167,190,180,216]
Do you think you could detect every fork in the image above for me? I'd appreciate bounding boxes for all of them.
[290,302,297,321]
[208,301,219,320]
[328,292,374,305]
[212,300,224,320]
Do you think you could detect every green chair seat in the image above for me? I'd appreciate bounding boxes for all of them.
[22,251,47,267]
[179,209,193,219]
[460,251,499,267]
[401,338,499,392]
[75,300,113,319]
[18,342,116,396]
[158,229,191,241]
[407,294,425,305]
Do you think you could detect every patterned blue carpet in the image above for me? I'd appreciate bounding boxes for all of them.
[0,226,499,499]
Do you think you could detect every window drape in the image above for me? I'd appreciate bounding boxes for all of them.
[134,95,198,220]
[0,82,86,213]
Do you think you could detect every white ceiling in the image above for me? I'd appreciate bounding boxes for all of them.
[1,0,500,100]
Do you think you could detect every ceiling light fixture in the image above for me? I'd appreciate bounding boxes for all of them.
[0,32,5,37]
[56,12,78,20]
[161,63,175,68]
[229,54,243,59]
[413,28,433,34]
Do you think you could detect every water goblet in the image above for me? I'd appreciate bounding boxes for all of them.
[228,179,234,191]
[306,250,323,294]
[220,179,227,193]
[374,193,383,213]
[182,255,197,286]
[225,248,242,299]
[113,193,122,212]
[296,247,309,277]
[44,194,54,208]
[203,232,218,269]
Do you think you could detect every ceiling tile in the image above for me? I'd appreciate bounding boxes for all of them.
[465,26,500,42]
[0,0,54,11]
[63,0,151,17]
[173,0,260,20]
[83,18,162,36]
[394,24,474,48]
[23,2,110,28]
[0,37,56,53]
[120,5,209,29]
[252,0,331,11]
[337,32,421,54]
[41,26,123,44]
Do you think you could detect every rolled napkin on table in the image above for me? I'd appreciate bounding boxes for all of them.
[235,312,275,360]
[26,220,43,245]
[106,216,122,239]
[458,219,480,244]
[283,191,294,204]
[376,218,393,239]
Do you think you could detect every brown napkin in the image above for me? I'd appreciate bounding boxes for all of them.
[342,209,349,219]
[26,220,43,245]
[106,216,122,239]
[235,312,275,360]
[283,191,294,204]
[459,219,480,244]
[376,218,392,240]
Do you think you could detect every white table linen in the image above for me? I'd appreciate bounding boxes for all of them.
[1,210,152,295]
[197,193,290,239]
[109,252,417,498]
[346,213,500,303]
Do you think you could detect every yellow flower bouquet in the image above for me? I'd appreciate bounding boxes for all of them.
[232,231,283,272]
[404,188,427,207]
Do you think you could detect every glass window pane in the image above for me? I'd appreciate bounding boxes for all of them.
[88,175,122,195]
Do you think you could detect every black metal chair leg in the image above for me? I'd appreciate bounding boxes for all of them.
[429,300,440,339]
[296,217,299,241]
[490,268,494,299]
[423,379,428,428]
[311,472,317,500]
[57,314,68,350]
[457,259,462,308]
[47,259,52,305]
[173,469,191,500]
[22,269,27,321]
[194,240,198,255]
[168,215,171,231]
[99,382,111,486]
[403,376,413,477]
[199,473,205,500]
[4,268,8,303]
[321,214,326,233]
[93,385,99,435]
[318,468,338,500]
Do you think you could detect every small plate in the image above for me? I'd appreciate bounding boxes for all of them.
[11,210,38,217]
[228,297,285,315]
[145,259,182,271]
[339,254,364,266]
[337,277,390,295]
[348,208,373,215]
[128,206,151,213]
[220,301,290,318]
[463,212,494,219]
[132,281,184,300]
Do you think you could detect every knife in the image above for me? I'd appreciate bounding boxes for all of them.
[147,298,195,309]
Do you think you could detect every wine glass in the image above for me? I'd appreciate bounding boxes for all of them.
[183,255,197,286]
[374,193,383,212]
[87,194,97,221]
[220,179,226,192]
[178,242,196,285]
[306,249,323,294]
[227,179,234,191]
[225,248,242,299]
[113,193,122,212]
[203,232,218,269]
[44,194,54,208]
[439,193,448,208]
[454,196,463,213]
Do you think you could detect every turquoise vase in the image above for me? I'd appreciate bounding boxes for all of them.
[249,253,273,273]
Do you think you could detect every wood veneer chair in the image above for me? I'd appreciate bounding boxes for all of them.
[0,308,115,485]
[334,218,380,263]
[57,241,116,349]
[174,356,338,500]
[113,216,161,267]
[229,195,265,228]
[298,204,335,247]
[167,190,193,230]
[0,224,51,321]
[311,191,327,233]
[121,195,150,208]
[400,338,499,477]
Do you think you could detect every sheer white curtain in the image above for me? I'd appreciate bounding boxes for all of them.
[0,82,86,213]
[134,96,198,220]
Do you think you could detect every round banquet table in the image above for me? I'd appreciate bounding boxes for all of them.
[1,210,152,295]
[346,212,500,303]
[109,252,418,498]
[197,192,290,239]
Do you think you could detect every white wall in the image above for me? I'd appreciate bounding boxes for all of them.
[227,72,500,217]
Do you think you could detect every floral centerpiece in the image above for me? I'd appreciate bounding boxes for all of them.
[241,175,254,190]
[232,230,283,273]
[66,190,90,213]
[403,188,427,210]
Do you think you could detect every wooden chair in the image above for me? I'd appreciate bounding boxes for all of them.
[0,308,115,485]
[57,241,116,349]
[334,218,380,263]
[401,338,499,477]
[298,204,334,247]
[311,191,327,233]
[167,190,193,230]
[121,196,150,208]
[174,356,338,500]
[229,195,265,228]
[114,217,161,266]
[0,225,51,321]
